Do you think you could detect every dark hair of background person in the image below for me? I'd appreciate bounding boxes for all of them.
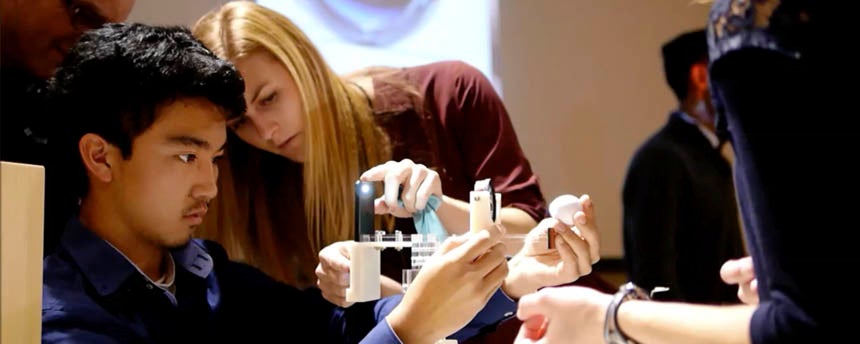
[662,29,707,102]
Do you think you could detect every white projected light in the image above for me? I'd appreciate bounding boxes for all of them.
[257,0,501,94]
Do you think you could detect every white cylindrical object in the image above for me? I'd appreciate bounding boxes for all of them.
[549,194,582,226]
[469,191,501,233]
[345,243,381,302]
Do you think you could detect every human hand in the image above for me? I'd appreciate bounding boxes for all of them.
[385,224,508,343]
[514,286,612,343]
[315,241,354,307]
[567,194,600,264]
[316,241,410,307]
[503,217,597,299]
[720,256,758,304]
[360,159,442,218]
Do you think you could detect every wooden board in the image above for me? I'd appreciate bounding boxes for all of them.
[1,161,45,343]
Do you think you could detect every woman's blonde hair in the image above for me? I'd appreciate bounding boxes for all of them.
[192,1,391,285]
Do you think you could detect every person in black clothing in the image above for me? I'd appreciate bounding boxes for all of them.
[705,0,858,341]
[0,0,134,256]
[622,29,745,304]
[511,2,858,343]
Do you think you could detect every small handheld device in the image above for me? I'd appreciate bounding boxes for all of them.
[547,194,583,249]
[347,180,439,302]
[469,179,501,233]
[354,180,375,239]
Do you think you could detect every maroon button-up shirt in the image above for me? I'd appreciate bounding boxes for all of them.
[370,60,547,281]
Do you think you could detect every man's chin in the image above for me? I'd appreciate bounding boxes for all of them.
[163,234,194,250]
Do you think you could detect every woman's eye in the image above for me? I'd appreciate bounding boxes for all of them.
[260,92,277,106]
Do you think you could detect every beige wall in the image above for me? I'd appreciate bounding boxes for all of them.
[128,0,712,259]
[497,0,710,258]
[127,0,230,26]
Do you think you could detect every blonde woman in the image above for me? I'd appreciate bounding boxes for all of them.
[192,1,604,305]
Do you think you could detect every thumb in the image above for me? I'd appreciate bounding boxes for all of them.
[324,243,353,272]
[517,290,549,321]
[435,234,470,256]
[720,258,744,284]
[518,314,547,341]
[374,197,390,215]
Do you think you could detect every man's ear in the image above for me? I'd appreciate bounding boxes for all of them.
[78,133,117,183]
[690,62,709,97]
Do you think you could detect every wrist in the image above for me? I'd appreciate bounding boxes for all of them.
[604,282,650,344]
[437,195,470,235]
[501,257,532,299]
[385,307,437,344]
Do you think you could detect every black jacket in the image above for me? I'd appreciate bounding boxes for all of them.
[1,67,74,257]
[622,111,744,304]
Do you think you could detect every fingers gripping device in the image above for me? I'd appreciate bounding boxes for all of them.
[346,179,501,303]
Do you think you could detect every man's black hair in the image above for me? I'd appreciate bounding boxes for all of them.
[662,29,708,102]
[47,23,246,198]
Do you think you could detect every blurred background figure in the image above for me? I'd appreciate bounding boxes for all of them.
[1,0,135,161]
[622,28,744,304]
[1,0,135,257]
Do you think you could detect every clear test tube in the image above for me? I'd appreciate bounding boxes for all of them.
[402,234,438,291]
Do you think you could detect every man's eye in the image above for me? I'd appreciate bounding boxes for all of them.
[178,154,197,163]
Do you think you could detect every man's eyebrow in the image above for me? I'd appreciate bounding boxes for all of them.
[166,135,211,149]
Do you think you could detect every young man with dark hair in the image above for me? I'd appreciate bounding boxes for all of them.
[42,23,594,343]
[621,29,745,304]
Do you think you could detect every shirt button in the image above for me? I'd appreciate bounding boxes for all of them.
[146,284,154,290]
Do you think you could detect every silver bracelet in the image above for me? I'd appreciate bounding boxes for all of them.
[603,282,653,344]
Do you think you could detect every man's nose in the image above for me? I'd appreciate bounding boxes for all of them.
[191,160,218,201]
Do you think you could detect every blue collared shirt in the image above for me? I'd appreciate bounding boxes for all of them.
[42,219,516,343]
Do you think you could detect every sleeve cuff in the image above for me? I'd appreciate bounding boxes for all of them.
[481,288,517,320]
[449,288,517,340]
[499,288,517,303]
[359,319,404,344]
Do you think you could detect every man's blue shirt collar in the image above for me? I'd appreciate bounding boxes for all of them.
[60,218,214,297]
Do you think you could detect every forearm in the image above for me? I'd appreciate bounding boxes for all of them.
[618,300,754,344]
[385,307,438,344]
[380,275,404,296]
[385,289,517,343]
[437,195,536,235]
[498,207,538,234]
